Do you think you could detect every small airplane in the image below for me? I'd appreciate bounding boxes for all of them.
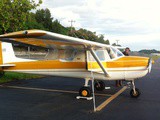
[0,30,153,98]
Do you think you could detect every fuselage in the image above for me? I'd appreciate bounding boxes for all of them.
[0,42,150,81]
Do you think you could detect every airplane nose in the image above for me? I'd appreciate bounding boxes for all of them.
[148,58,152,73]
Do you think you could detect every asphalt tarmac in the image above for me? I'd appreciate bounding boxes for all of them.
[0,59,160,120]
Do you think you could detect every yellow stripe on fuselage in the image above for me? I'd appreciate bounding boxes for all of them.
[4,60,86,70]
[107,56,149,68]
[88,56,149,69]
[3,56,149,71]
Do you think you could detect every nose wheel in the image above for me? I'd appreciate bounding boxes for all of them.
[130,88,141,98]
[130,81,141,98]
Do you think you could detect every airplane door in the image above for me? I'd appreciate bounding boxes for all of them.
[86,50,107,72]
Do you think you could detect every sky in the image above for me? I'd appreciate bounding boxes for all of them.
[37,0,160,51]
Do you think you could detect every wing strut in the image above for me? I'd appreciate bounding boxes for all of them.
[89,48,109,77]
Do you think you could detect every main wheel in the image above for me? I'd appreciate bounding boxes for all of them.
[130,88,141,98]
[79,87,91,97]
[94,81,105,91]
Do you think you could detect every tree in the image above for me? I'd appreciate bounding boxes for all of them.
[24,12,45,30]
[97,34,104,41]
[96,34,110,44]
[52,19,68,34]
[35,8,53,31]
[112,43,117,46]
[112,43,121,46]
[103,39,110,45]
[68,29,110,45]
[69,28,98,42]
[139,49,160,54]
[0,0,42,34]
[0,3,110,45]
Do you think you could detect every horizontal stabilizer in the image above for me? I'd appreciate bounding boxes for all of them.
[0,64,15,67]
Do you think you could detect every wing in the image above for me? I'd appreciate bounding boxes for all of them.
[0,30,111,76]
[0,30,111,49]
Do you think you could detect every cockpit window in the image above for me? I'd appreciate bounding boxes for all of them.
[107,47,124,59]
[95,50,105,61]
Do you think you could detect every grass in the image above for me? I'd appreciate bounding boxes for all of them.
[151,55,160,61]
[0,72,43,84]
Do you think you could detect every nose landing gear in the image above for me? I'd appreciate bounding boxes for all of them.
[130,81,141,98]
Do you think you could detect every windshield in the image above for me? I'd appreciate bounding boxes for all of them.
[107,47,124,59]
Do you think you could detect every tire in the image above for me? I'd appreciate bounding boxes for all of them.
[94,81,105,91]
[79,87,91,97]
[130,88,141,98]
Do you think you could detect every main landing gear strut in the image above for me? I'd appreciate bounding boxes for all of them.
[79,79,105,97]
[79,79,91,97]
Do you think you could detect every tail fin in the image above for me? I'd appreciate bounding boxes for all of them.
[0,42,15,76]
[1,42,17,64]
[0,42,4,75]
[1,42,35,63]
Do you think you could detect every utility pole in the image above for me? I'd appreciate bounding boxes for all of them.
[116,40,120,45]
[68,20,75,32]
[28,46,30,58]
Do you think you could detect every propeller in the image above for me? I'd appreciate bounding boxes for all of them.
[148,58,152,73]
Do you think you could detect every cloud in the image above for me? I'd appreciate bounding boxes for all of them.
[38,0,160,50]
[48,7,81,28]
[40,0,85,8]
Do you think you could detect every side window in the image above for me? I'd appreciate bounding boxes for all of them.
[45,49,58,60]
[13,44,49,60]
[95,50,105,61]
[13,43,84,62]
[88,50,106,61]
[59,47,77,61]
[64,49,77,61]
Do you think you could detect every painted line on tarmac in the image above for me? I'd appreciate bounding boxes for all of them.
[96,86,127,111]
[0,85,112,97]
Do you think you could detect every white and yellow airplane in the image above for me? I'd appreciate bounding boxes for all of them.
[0,30,153,98]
